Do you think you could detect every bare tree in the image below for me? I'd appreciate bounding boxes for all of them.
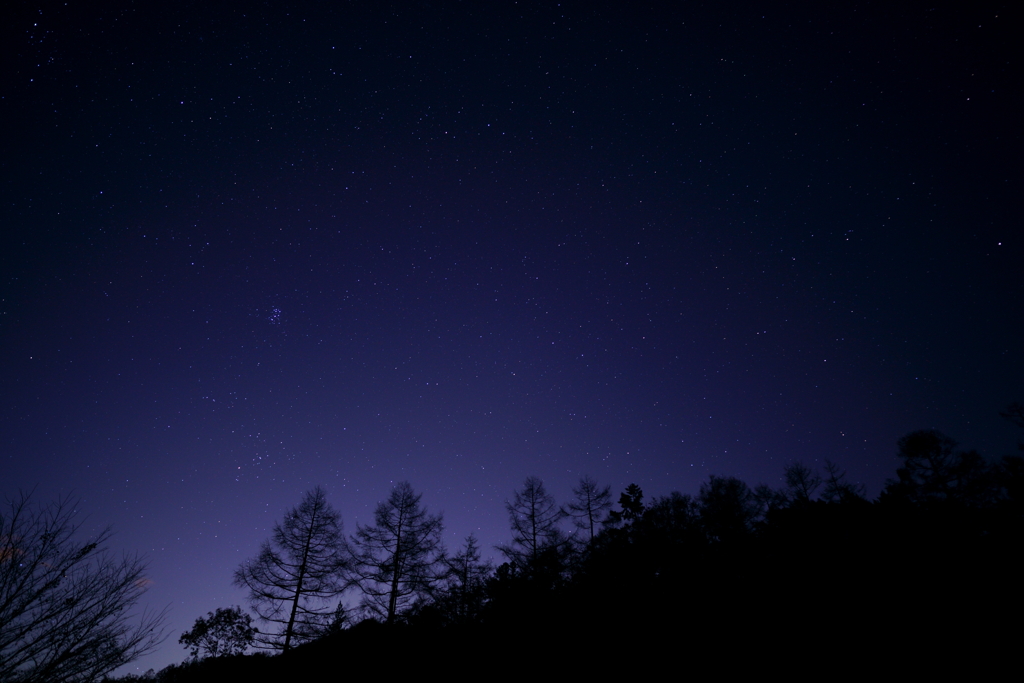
[497,476,565,568]
[350,482,445,623]
[784,462,822,503]
[752,483,788,515]
[564,476,612,543]
[0,492,166,683]
[234,487,348,651]
[822,460,867,503]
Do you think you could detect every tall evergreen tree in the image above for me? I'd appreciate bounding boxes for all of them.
[438,534,492,624]
[565,476,612,543]
[821,460,867,504]
[234,487,348,651]
[605,483,646,527]
[350,482,445,623]
[498,476,565,569]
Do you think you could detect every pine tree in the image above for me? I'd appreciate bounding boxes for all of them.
[564,476,612,543]
[605,483,646,527]
[498,476,565,568]
[233,487,348,651]
[822,460,867,503]
[350,482,445,623]
[438,534,492,624]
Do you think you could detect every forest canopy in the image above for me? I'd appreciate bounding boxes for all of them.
[107,421,1024,682]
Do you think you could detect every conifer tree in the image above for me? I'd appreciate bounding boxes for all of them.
[234,487,348,651]
[350,482,445,623]
[438,534,492,624]
[498,476,565,568]
[606,483,646,527]
[565,476,613,543]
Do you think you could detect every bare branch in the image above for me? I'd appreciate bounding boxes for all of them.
[0,492,167,683]
[233,487,348,651]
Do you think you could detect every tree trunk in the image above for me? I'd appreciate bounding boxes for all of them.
[283,506,317,650]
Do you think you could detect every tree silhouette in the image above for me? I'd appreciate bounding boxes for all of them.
[698,476,759,542]
[605,483,645,527]
[437,534,492,624]
[0,492,166,683]
[178,606,256,659]
[233,487,348,651]
[350,482,445,623]
[887,430,990,506]
[497,477,565,569]
[752,483,788,514]
[641,492,701,541]
[1001,401,1024,454]
[821,460,866,504]
[997,404,1024,510]
[1001,401,1024,432]
[564,476,612,543]
[783,462,822,503]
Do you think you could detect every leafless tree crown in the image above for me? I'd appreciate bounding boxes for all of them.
[0,492,166,683]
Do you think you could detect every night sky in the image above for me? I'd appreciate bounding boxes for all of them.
[2,1,1021,673]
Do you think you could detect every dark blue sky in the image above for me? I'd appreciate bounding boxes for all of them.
[2,1,1020,673]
